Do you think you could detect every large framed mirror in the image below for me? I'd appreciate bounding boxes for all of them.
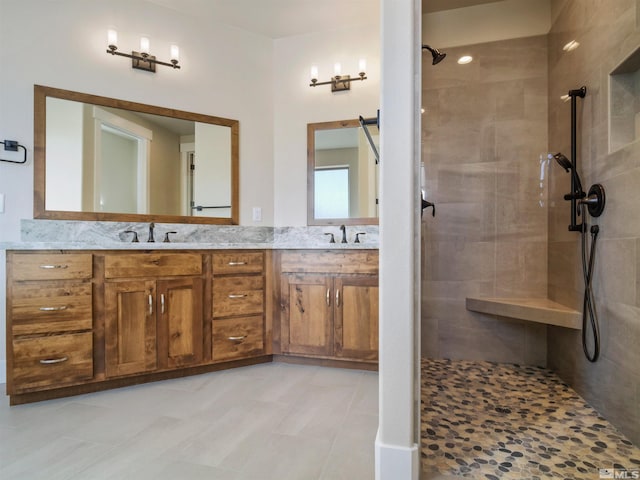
[34,85,239,224]
[307,119,379,226]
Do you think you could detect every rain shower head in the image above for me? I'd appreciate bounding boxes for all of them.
[422,44,447,65]
[550,152,583,194]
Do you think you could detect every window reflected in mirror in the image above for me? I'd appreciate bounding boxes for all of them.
[307,119,379,226]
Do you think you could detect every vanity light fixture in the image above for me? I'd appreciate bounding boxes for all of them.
[106,29,180,72]
[310,59,367,92]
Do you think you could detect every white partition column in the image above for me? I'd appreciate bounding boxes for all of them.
[375,0,421,479]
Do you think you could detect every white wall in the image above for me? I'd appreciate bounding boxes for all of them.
[273,22,380,226]
[0,0,275,381]
[376,0,421,477]
[0,0,274,231]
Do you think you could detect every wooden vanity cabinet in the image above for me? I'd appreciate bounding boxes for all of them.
[7,253,95,394]
[103,253,204,377]
[211,251,265,362]
[278,250,379,364]
[5,247,376,404]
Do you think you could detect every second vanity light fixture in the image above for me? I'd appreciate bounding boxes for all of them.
[106,29,180,72]
[310,59,367,92]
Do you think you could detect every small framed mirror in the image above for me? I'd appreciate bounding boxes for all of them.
[307,119,379,225]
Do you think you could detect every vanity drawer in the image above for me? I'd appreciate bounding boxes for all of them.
[213,276,264,318]
[280,250,378,275]
[11,332,94,392]
[212,316,264,361]
[104,253,202,278]
[11,282,93,335]
[212,252,264,275]
[11,253,93,281]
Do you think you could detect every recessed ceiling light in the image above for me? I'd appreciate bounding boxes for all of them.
[457,55,473,65]
[563,40,580,52]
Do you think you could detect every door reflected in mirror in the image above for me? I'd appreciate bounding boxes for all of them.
[307,119,379,225]
[35,85,239,225]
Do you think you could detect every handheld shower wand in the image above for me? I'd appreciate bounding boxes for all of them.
[549,152,585,199]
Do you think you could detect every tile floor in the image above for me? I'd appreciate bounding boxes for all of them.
[421,358,640,480]
[0,363,379,480]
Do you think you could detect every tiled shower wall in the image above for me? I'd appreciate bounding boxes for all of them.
[421,35,549,366]
[547,0,640,445]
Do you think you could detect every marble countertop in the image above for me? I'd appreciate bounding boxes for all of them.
[1,220,379,251]
[0,241,377,251]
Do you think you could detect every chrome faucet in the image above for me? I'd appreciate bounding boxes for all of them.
[339,225,347,243]
[147,222,155,242]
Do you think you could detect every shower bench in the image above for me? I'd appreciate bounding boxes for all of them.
[465,297,581,329]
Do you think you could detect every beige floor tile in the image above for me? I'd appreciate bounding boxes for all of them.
[0,363,379,480]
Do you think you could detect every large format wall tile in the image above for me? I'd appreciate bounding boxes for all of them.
[547,0,640,445]
[422,35,549,366]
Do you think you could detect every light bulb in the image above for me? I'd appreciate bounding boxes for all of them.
[170,45,180,62]
[334,63,341,77]
[107,29,118,48]
[140,37,150,55]
[358,58,367,74]
[310,65,318,82]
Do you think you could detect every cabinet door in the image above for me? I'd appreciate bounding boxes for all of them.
[157,278,203,369]
[334,276,379,361]
[281,274,333,356]
[105,280,157,377]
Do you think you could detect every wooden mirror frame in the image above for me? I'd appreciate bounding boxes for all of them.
[307,119,379,226]
[34,85,239,225]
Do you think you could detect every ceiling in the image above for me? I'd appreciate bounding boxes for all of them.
[145,0,500,39]
[145,0,379,39]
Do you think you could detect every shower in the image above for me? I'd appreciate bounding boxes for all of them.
[550,86,608,362]
[422,44,447,65]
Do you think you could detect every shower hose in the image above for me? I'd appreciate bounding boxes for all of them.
[580,203,600,362]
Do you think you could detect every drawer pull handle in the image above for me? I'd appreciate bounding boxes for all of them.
[336,289,341,307]
[326,288,331,307]
[148,294,153,315]
[228,335,246,342]
[39,306,68,312]
[227,261,247,266]
[39,264,68,270]
[39,356,68,365]
[228,294,247,299]
[161,294,166,314]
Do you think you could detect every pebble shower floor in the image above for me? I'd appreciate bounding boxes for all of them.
[421,358,640,479]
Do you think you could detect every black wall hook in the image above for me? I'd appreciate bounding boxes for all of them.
[1,140,27,164]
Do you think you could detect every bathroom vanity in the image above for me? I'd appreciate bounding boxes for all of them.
[3,86,380,405]
[5,246,378,405]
